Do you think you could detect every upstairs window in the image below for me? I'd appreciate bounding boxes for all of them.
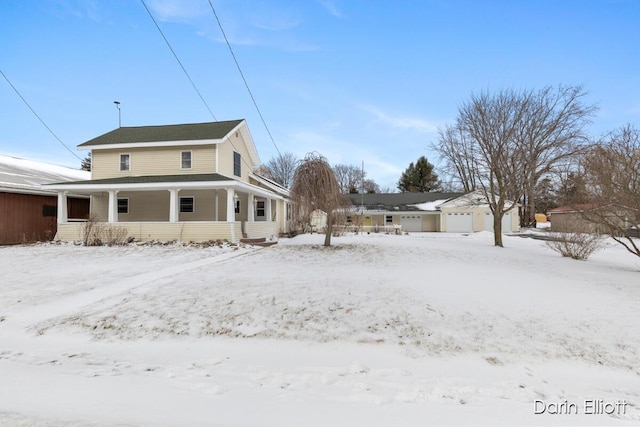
[181,151,192,169]
[180,197,194,213]
[233,151,241,177]
[120,154,130,171]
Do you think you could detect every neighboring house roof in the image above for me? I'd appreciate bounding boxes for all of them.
[347,192,463,212]
[549,202,637,214]
[0,155,90,196]
[437,189,520,209]
[78,120,244,147]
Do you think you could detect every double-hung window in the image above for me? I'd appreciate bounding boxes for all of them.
[120,154,130,171]
[233,152,241,177]
[117,198,129,214]
[256,200,265,217]
[180,197,194,213]
[181,151,192,169]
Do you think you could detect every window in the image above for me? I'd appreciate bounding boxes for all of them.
[346,216,352,223]
[43,205,57,217]
[235,200,241,214]
[117,198,129,214]
[386,215,393,224]
[181,151,192,169]
[286,203,292,221]
[233,151,241,177]
[256,200,265,217]
[120,154,130,171]
[180,197,194,213]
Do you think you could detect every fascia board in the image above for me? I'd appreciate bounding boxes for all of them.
[80,139,223,151]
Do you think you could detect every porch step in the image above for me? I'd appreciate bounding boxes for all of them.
[240,237,277,247]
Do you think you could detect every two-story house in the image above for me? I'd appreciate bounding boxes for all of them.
[48,119,291,243]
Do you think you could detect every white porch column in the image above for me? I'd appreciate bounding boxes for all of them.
[226,188,235,222]
[57,192,68,224]
[247,193,255,222]
[107,190,119,223]
[214,190,219,221]
[265,197,272,222]
[169,189,179,223]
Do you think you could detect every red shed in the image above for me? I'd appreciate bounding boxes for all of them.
[0,155,90,244]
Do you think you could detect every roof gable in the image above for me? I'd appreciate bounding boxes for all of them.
[78,120,244,148]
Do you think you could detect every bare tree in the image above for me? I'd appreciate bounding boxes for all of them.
[515,85,596,225]
[260,152,299,189]
[291,153,350,246]
[452,89,529,247]
[333,164,363,194]
[433,125,478,192]
[581,124,640,257]
[362,178,380,194]
[435,86,595,229]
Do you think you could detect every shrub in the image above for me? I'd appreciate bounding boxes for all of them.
[545,228,605,260]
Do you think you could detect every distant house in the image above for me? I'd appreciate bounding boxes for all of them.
[46,120,291,243]
[549,203,636,233]
[345,190,520,233]
[0,155,89,244]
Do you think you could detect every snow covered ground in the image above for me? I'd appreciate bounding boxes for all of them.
[1,231,639,426]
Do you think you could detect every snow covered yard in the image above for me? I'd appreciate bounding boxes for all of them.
[1,232,639,426]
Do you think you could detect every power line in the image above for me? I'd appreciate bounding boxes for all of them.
[0,69,82,160]
[140,1,257,174]
[139,0,217,121]
[207,0,282,158]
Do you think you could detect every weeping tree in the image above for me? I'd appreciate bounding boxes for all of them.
[290,153,350,246]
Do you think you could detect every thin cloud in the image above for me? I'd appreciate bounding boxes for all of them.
[317,0,344,18]
[360,104,440,134]
[145,0,207,23]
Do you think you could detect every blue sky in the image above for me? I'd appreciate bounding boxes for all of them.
[1,0,639,190]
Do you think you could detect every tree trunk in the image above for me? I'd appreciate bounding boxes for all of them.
[324,214,333,247]
[493,212,503,247]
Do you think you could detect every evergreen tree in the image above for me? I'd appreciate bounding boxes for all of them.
[81,153,91,171]
[397,156,440,192]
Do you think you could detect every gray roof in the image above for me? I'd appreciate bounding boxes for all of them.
[49,173,235,186]
[0,155,90,195]
[78,120,244,147]
[347,192,463,211]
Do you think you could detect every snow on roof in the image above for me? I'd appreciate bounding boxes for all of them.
[408,199,451,211]
[0,155,90,195]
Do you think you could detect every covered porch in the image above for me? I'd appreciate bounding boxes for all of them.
[49,175,288,243]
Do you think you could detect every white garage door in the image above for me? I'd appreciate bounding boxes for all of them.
[400,215,422,232]
[446,212,473,232]
[483,212,512,232]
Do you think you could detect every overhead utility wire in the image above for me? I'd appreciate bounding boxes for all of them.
[140,2,257,174]
[140,0,217,121]
[0,69,81,160]
[207,0,282,158]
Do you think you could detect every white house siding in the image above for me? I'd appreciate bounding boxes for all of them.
[244,221,279,239]
[216,131,256,182]
[90,145,217,180]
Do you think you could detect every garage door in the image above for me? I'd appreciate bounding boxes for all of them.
[483,212,512,232]
[400,215,422,232]
[446,212,473,232]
